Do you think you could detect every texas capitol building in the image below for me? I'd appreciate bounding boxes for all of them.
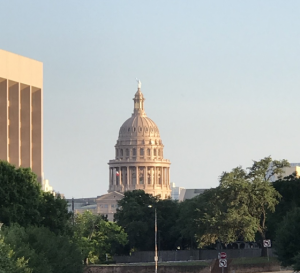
[108,81,171,199]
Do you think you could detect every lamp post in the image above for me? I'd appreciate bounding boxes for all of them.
[148,205,158,273]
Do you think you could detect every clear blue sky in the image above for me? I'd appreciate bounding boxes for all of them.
[1,1,300,198]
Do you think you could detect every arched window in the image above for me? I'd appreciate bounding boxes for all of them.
[140,148,144,156]
[126,148,129,156]
[133,148,136,156]
[154,149,157,156]
[147,148,151,156]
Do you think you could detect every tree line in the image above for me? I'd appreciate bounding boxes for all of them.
[0,161,127,273]
[114,157,300,271]
[2,156,300,272]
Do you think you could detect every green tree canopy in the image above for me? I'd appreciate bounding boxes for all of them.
[73,211,127,264]
[0,161,42,227]
[175,198,199,249]
[39,192,73,236]
[193,156,288,254]
[267,174,300,240]
[275,207,300,271]
[114,190,158,251]
[1,225,83,273]
[0,161,72,236]
[115,190,180,251]
[0,235,32,273]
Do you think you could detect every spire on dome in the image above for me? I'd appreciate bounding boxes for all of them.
[136,78,142,89]
[133,79,146,116]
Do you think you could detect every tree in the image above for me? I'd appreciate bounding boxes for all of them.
[73,211,127,264]
[1,225,83,273]
[155,198,180,250]
[114,190,158,251]
[267,174,300,241]
[39,192,73,236]
[175,198,199,249]
[0,161,42,227]
[0,235,32,273]
[194,157,288,256]
[115,190,181,251]
[275,207,300,271]
[0,161,73,236]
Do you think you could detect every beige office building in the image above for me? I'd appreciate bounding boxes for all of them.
[0,49,43,182]
[108,82,171,199]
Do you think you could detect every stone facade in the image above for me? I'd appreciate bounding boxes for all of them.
[96,191,124,221]
[108,84,171,199]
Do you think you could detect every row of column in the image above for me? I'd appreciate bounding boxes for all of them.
[109,166,170,187]
[0,78,43,182]
[116,147,163,159]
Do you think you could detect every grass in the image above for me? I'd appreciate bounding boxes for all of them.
[231,256,279,265]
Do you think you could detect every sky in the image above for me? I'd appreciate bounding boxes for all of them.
[1,1,300,198]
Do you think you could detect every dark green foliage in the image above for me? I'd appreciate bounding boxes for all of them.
[115,190,158,251]
[0,235,32,273]
[275,207,300,271]
[267,175,300,240]
[115,190,180,251]
[73,211,127,264]
[192,157,287,251]
[0,161,42,227]
[156,198,180,250]
[1,225,83,273]
[39,192,73,236]
[0,160,72,236]
[175,198,199,249]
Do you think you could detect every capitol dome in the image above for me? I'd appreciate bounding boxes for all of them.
[119,115,160,140]
[108,82,171,199]
[118,89,160,140]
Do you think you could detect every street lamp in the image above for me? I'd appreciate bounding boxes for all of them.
[148,205,158,273]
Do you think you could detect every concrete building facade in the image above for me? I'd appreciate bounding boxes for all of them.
[108,82,171,199]
[0,49,43,182]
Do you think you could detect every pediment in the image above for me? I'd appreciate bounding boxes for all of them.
[97,191,124,202]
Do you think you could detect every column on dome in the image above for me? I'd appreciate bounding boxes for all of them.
[136,166,138,185]
[111,167,114,186]
[162,167,164,186]
[168,167,170,185]
[129,167,132,186]
[139,167,144,185]
[127,166,129,187]
[119,167,122,186]
[132,166,136,185]
[109,167,112,187]
[122,167,126,185]
[159,167,162,185]
[145,166,148,185]
[150,167,154,185]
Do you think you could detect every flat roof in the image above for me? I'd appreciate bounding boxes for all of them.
[0,49,43,88]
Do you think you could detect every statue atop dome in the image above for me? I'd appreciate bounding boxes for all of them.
[136,78,142,89]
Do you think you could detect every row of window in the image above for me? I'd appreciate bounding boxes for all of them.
[116,148,162,157]
[99,204,118,209]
